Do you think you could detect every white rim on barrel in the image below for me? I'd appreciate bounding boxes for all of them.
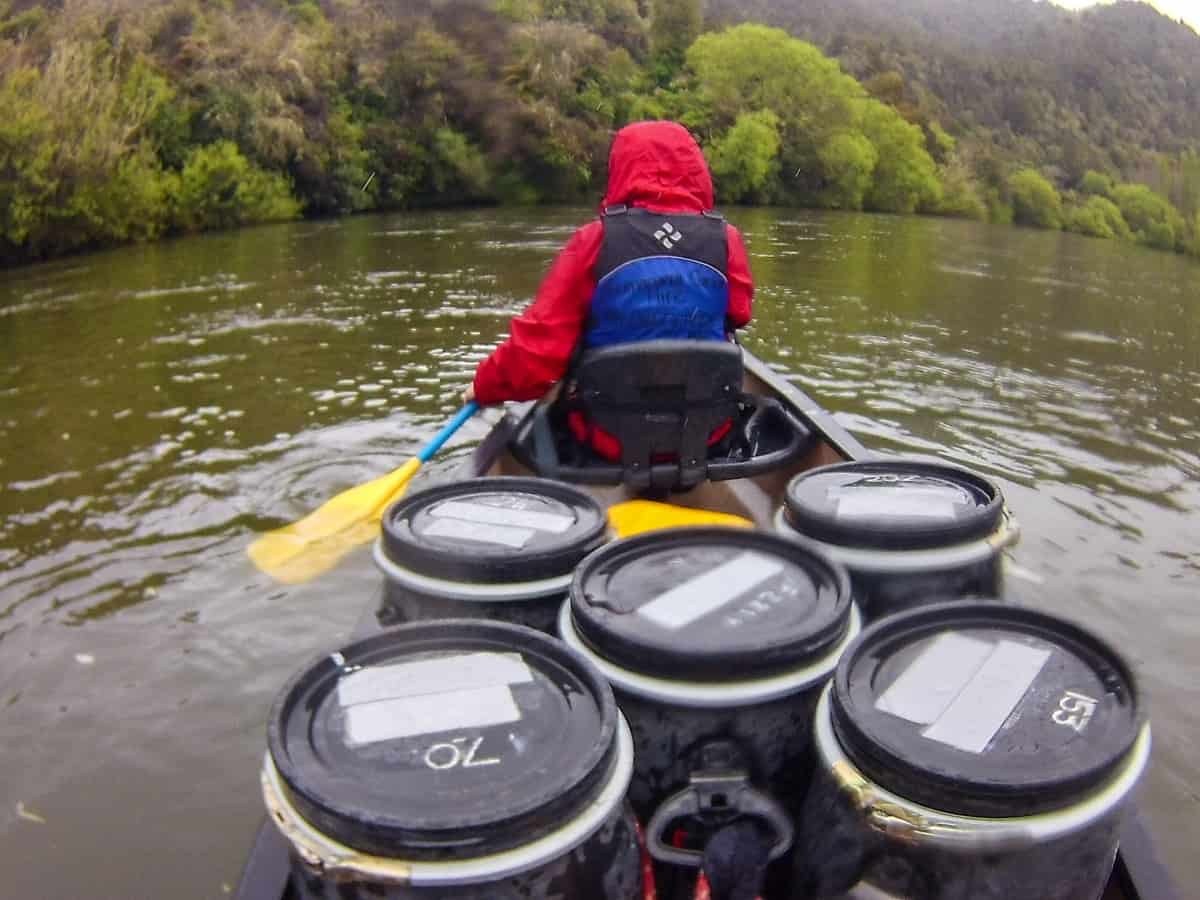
[372,537,575,601]
[262,715,636,886]
[559,600,862,708]
[812,684,1152,851]
[773,507,1020,573]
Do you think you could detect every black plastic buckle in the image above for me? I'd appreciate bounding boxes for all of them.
[644,743,794,868]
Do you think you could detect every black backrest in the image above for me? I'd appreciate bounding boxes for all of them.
[573,339,743,488]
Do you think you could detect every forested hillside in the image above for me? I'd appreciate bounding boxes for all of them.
[709,0,1200,183]
[1,0,1197,265]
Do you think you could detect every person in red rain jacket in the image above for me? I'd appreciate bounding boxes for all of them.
[465,121,754,454]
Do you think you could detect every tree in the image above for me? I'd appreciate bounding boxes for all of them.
[1079,169,1114,197]
[934,156,988,221]
[686,25,858,131]
[1185,213,1200,258]
[1111,182,1185,250]
[817,131,877,210]
[1008,168,1063,229]
[685,24,939,212]
[861,100,942,214]
[707,110,781,203]
[173,141,300,232]
[649,0,701,81]
[1064,195,1132,240]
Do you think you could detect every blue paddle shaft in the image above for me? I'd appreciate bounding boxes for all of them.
[418,402,480,462]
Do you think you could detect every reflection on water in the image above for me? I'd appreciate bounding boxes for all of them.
[1,209,1198,897]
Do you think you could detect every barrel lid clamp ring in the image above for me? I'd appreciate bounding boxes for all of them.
[829,759,1040,854]
[261,757,414,885]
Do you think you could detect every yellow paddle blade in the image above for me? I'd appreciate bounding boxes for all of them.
[606,500,754,539]
[247,458,421,584]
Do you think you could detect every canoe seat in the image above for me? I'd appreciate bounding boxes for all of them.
[512,340,813,491]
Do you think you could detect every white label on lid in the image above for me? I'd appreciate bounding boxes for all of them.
[421,517,535,549]
[338,652,534,706]
[875,632,995,725]
[344,686,521,747]
[636,552,785,630]
[921,640,1051,753]
[337,652,535,747]
[876,633,1051,754]
[431,500,575,533]
[834,490,959,521]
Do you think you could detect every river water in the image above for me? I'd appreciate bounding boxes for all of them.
[1,209,1197,898]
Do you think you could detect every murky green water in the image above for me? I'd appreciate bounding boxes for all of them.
[2,209,1198,898]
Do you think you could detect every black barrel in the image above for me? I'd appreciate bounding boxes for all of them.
[776,459,1016,622]
[560,527,860,876]
[794,601,1150,900]
[263,620,641,899]
[376,477,608,632]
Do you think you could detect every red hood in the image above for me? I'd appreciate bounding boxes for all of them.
[601,121,714,212]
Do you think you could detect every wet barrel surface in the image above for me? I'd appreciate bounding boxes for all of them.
[266,619,641,899]
[778,460,1009,621]
[562,528,858,822]
[377,477,607,632]
[794,601,1149,900]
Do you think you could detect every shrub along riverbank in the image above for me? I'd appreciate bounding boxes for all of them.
[2,0,1198,266]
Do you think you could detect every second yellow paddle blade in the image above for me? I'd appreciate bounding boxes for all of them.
[606,500,753,539]
[247,458,421,584]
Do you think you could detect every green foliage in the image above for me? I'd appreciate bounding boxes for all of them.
[1185,213,1200,258]
[0,68,56,258]
[860,100,941,213]
[5,0,1199,265]
[708,111,781,204]
[284,0,323,27]
[686,25,940,214]
[173,141,300,231]
[926,121,956,163]
[934,157,988,221]
[0,4,46,39]
[0,46,184,260]
[430,128,492,202]
[687,25,855,129]
[985,188,1014,226]
[649,0,701,81]
[707,0,1200,189]
[1064,195,1132,241]
[1111,182,1185,251]
[1079,170,1114,198]
[1008,168,1063,230]
[817,132,877,210]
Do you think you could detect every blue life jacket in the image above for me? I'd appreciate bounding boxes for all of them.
[585,206,729,349]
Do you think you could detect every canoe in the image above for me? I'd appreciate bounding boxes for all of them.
[234,348,1178,900]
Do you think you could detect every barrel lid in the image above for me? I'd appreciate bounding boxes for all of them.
[267,620,618,858]
[569,528,852,681]
[783,460,1003,551]
[381,477,607,585]
[830,602,1143,817]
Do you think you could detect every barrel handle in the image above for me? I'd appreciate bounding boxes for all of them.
[645,773,794,868]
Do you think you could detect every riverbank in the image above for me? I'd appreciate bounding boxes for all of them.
[2,0,1198,267]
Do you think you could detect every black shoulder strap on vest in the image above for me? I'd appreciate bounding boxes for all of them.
[596,208,728,281]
